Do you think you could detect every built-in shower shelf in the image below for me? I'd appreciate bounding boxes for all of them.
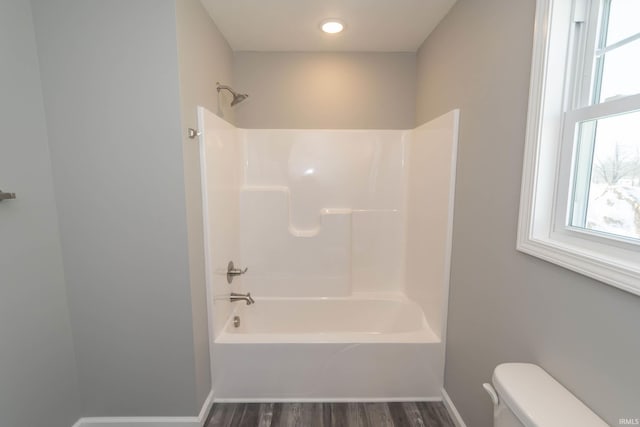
[241,186,352,237]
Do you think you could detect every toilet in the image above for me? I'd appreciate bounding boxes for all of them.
[483,363,608,427]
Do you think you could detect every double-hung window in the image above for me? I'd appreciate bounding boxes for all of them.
[518,0,640,294]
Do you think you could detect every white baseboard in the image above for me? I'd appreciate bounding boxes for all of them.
[72,390,213,427]
[442,388,467,427]
[72,418,198,427]
[197,391,214,424]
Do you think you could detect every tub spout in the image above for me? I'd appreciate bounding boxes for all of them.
[230,292,255,305]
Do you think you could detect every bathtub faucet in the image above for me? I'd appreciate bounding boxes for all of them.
[230,292,255,305]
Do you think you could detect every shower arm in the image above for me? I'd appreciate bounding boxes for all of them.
[216,83,236,96]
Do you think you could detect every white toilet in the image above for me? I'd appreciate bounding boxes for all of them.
[483,363,608,427]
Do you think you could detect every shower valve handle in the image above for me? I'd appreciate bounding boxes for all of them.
[227,261,248,283]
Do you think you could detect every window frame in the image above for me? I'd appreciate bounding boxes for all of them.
[518,0,640,296]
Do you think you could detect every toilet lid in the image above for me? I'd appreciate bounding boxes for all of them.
[492,363,608,427]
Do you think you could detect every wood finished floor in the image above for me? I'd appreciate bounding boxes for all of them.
[205,402,454,427]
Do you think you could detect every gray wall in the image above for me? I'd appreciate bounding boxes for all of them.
[31,0,201,416]
[234,52,416,129]
[175,0,235,408]
[416,1,640,425]
[0,1,81,426]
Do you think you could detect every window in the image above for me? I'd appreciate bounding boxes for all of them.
[518,0,640,295]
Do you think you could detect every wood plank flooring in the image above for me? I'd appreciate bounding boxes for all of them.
[205,402,454,427]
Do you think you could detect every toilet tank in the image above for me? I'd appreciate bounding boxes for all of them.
[487,363,608,427]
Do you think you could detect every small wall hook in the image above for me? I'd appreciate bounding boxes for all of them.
[188,128,201,139]
[0,190,16,202]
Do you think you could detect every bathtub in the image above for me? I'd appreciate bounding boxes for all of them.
[216,297,438,343]
[212,296,445,401]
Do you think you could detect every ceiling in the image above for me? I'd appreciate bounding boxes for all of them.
[199,0,458,52]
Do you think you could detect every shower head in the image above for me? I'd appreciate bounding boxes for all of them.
[216,82,249,107]
[231,92,249,107]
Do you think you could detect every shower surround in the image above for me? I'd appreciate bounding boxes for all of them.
[198,107,459,401]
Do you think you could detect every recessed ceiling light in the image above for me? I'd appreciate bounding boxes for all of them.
[321,19,345,34]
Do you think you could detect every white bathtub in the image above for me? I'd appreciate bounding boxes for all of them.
[216,297,439,343]
[212,296,445,401]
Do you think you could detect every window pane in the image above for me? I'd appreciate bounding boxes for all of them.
[604,0,640,47]
[570,110,640,240]
[597,38,640,103]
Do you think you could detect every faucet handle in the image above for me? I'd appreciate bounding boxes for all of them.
[227,261,248,283]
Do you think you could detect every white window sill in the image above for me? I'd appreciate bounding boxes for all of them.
[517,232,640,296]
